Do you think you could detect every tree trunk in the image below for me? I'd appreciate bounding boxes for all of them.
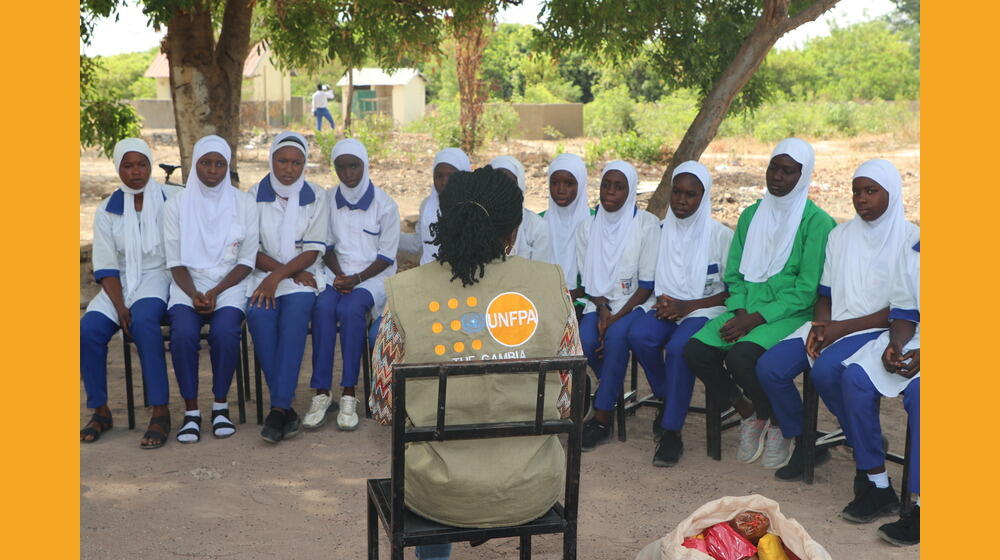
[645,0,840,218]
[344,68,354,133]
[454,11,493,153]
[165,0,254,182]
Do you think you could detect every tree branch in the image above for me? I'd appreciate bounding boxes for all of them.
[781,0,841,34]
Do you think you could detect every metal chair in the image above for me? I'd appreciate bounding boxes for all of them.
[122,322,250,429]
[366,356,587,560]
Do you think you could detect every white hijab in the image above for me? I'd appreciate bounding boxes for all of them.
[739,138,815,283]
[545,153,590,285]
[180,135,238,269]
[829,159,910,319]
[420,148,471,261]
[331,137,371,205]
[582,160,639,297]
[489,155,526,192]
[113,138,164,299]
[268,131,308,264]
[655,161,715,301]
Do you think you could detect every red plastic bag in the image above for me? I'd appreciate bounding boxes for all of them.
[682,535,709,553]
[703,522,758,560]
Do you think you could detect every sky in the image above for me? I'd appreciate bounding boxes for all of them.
[82,0,899,57]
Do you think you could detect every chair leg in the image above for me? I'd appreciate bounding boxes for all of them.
[254,353,265,425]
[363,334,373,419]
[367,494,379,560]
[564,524,577,560]
[802,371,819,484]
[616,390,626,442]
[122,337,136,430]
[706,390,721,461]
[520,535,532,559]
[235,350,247,425]
[899,422,912,513]
[241,326,252,402]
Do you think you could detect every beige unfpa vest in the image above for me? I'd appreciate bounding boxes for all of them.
[385,256,573,528]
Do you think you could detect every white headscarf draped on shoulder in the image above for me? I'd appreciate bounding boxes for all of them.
[830,159,910,318]
[655,161,715,301]
[489,155,526,192]
[113,137,165,300]
[739,137,815,282]
[582,160,638,297]
[268,131,308,264]
[420,148,472,257]
[180,135,238,269]
[331,137,371,205]
[545,153,590,285]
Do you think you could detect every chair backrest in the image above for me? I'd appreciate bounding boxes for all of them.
[389,356,588,527]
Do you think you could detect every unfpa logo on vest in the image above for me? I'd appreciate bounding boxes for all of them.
[485,292,539,347]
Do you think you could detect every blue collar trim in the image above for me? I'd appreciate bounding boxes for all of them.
[256,174,316,206]
[335,181,375,211]
[912,241,920,253]
[105,187,167,215]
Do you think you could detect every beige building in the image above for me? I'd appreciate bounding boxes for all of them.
[336,68,426,126]
[144,42,292,105]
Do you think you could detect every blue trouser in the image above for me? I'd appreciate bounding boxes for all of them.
[415,544,452,559]
[756,330,884,440]
[168,304,244,402]
[627,311,708,431]
[246,292,316,409]
[311,287,374,390]
[580,308,644,411]
[81,298,169,409]
[842,365,920,494]
[314,107,335,130]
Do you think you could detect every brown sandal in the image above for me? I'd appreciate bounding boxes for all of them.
[140,415,171,449]
[80,413,113,443]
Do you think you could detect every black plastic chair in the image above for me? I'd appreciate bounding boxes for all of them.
[802,370,911,510]
[122,322,250,429]
[253,315,375,425]
[366,356,588,560]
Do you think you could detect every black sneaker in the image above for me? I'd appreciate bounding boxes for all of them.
[260,409,286,443]
[282,408,301,439]
[841,481,900,523]
[652,431,683,467]
[581,417,612,452]
[652,403,666,440]
[854,469,869,497]
[878,505,919,546]
[774,440,831,481]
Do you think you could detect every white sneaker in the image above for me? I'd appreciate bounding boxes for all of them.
[761,426,795,468]
[303,393,335,430]
[337,395,360,431]
[736,415,770,463]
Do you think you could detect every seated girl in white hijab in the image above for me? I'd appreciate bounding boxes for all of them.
[81,138,180,448]
[489,155,553,263]
[627,161,734,467]
[164,135,259,444]
[756,159,916,481]
[307,138,400,432]
[245,132,329,444]
[576,160,660,451]
[398,148,472,264]
[683,138,836,466]
[542,153,592,315]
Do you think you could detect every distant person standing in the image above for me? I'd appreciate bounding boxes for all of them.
[312,84,335,131]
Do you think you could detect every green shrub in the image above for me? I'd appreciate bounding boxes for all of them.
[347,112,395,158]
[584,131,666,168]
[584,85,635,136]
[405,100,518,150]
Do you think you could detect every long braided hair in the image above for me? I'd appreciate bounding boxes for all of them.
[430,166,524,286]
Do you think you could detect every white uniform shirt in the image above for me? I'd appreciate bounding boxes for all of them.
[87,185,181,324]
[163,188,259,311]
[312,90,334,111]
[247,177,329,298]
[576,208,660,315]
[327,182,401,315]
[655,219,734,322]
[514,209,554,263]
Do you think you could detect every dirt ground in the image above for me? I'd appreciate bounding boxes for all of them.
[80,130,919,559]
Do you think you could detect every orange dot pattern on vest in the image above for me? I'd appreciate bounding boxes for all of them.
[426,296,487,356]
[450,320,461,331]
[447,298,459,309]
[428,301,440,312]
[466,296,478,307]
[431,322,443,334]
[471,339,482,350]
[434,344,446,356]
[453,341,465,353]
